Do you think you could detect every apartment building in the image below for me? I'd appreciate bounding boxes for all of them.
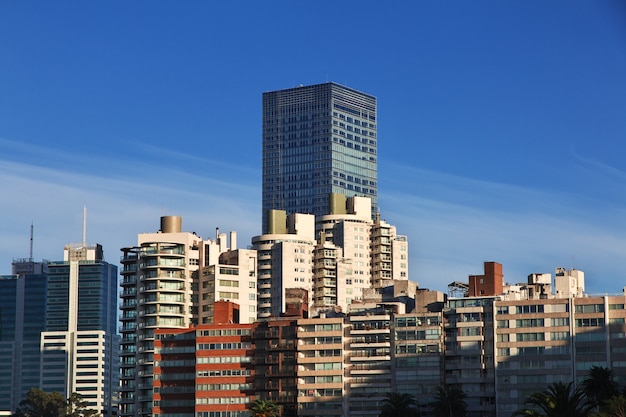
[494,294,626,416]
[153,303,255,417]
[254,319,299,417]
[198,230,258,324]
[444,296,497,416]
[251,211,316,319]
[296,316,345,417]
[119,216,201,417]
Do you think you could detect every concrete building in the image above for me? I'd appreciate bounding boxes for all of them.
[444,296,497,416]
[296,316,345,417]
[252,211,316,319]
[262,82,378,231]
[313,194,409,313]
[119,216,201,417]
[198,230,258,324]
[0,259,48,415]
[346,305,395,417]
[41,243,119,416]
[254,319,299,417]
[147,259,626,417]
[555,267,585,298]
[493,294,626,416]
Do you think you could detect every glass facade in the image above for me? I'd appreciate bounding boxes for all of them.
[0,262,48,412]
[46,260,118,333]
[262,82,377,231]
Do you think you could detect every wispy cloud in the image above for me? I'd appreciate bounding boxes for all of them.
[380,162,626,293]
[0,143,260,271]
[2,140,624,296]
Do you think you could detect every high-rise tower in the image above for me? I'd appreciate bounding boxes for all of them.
[0,259,48,414]
[41,243,119,416]
[262,82,378,232]
[119,216,201,417]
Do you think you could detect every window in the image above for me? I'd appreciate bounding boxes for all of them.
[517,346,545,355]
[552,318,569,327]
[516,319,544,328]
[551,332,570,341]
[516,305,544,314]
[516,332,545,342]
[575,304,604,313]
[576,318,605,327]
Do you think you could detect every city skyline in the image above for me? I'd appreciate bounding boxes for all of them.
[1,2,625,293]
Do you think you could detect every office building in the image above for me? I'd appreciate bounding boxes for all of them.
[119,216,201,417]
[0,259,48,415]
[41,243,119,416]
[262,82,378,231]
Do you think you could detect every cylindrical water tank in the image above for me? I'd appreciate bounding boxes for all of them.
[160,216,182,233]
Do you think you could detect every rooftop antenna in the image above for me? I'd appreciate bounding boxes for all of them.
[82,205,87,247]
[29,223,34,261]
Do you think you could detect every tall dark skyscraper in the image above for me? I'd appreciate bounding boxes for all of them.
[262,82,378,231]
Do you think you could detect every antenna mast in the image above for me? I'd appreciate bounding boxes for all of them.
[30,223,34,260]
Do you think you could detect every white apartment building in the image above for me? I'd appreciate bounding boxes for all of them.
[198,230,258,324]
[314,194,409,313]
[119,216,200,417]
[252,194,409,318]
[252,211,316,318]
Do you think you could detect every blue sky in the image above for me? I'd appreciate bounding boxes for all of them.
[1,1,625,293]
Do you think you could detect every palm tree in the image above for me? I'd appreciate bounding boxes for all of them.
[379,392,419,417]
[581,366,620,411]
[431,385,467,417]
[250,399,280,417]
[512,381,593,417]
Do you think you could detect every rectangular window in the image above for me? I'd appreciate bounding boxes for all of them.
[575,304,604,313]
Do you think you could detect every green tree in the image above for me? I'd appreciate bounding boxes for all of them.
[512,381,593,417]
[582,366,620,412]
[12,389,99,417]
[250,399,280,417]
[379,392,420,417]
[12,388,66,417]
[65,393,99,417]
[432,385,467,417]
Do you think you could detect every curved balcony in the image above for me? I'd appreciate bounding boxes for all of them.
[139,294,185,306]
[140,259,186,270]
